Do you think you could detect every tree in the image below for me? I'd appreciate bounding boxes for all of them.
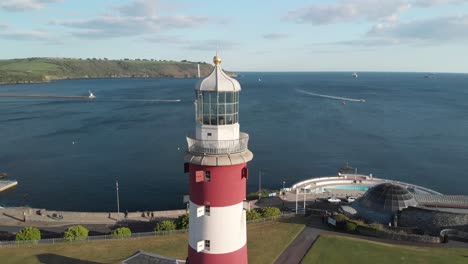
[16,227,41,242]
[155,220,176,232]
[112,227,131,238]
[260,207,281,218]
[175,214,189,230]
[64,225,89,241]
[246,209,262,221]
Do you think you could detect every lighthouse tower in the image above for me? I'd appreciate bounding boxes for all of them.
[184,54,253,264]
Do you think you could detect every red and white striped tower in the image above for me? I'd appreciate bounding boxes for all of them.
[184,54,253,264]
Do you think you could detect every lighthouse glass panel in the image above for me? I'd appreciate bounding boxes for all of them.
[197,91,239,125]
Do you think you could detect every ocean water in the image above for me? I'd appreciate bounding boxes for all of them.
[0,72,467,211]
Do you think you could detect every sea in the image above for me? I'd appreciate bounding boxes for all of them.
[1,72,467,212]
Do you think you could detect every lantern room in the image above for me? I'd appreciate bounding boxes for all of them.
[193,55,242,141]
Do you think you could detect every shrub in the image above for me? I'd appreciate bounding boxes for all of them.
[246,209,262,220]
[369,223,383,231]
[155,220,176,232]
[333,214,348,223]
[64,225,89,241]
[16,227,41,242]
[346,221,358,232]
[175,214,189,230]
[112,227,131,238]
[260,207,281,218]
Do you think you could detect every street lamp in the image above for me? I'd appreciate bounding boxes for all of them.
[258,171,262,200]
[116,180,120,219]
[295,188,298,215]
[303,185,311,215]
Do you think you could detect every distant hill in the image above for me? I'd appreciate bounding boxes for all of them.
[0,58,216,84]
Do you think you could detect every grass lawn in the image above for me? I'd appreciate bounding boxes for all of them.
[0,218,305,264]
[303,235,468,264]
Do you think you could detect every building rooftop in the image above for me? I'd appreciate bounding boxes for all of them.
[122,251,185,264]
[357,183,418,213]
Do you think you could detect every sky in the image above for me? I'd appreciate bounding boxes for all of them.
[1,0,468,72]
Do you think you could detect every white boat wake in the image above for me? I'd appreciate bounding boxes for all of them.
[104,99,182,103]
[296,89,366,103]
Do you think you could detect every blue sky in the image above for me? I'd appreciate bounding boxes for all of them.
[1,0,468,72]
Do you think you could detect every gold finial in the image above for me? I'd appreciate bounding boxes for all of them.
[213,55,221,65]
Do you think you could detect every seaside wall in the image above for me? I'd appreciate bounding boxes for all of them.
[400,207,468,234]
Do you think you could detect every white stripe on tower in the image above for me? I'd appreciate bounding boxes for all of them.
[188,201,246,254]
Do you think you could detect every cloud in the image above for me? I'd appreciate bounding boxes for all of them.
[61,15,211,39]
[144,35,186,44]
[284,0,467,25]
[412,0,467,7]
[326,38,402,47]
[367,14,468,42]
[0,29,52,41]
[143,35,238,50]
[0,0,61,12]
[58,0,219,39]
[263,33,288,40]
[184,40,239,51]
[312,14,468,48]
[284,0,411,24]
[116,0,185,16]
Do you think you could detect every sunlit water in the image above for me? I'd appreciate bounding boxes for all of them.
[1,72,467,211]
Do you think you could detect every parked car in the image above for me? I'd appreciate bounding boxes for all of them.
[327,197,341,203]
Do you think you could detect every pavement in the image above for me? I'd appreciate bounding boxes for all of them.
[0,207,187,238]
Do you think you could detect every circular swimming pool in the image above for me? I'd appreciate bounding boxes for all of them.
[323,185,370,191]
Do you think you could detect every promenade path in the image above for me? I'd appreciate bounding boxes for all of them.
[0,207,186,230]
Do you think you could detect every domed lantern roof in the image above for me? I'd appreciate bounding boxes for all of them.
[195,55,241,92]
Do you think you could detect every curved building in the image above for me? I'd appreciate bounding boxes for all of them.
[352,183,418,223]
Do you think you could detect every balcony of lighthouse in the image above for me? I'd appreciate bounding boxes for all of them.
[186,132,249,155]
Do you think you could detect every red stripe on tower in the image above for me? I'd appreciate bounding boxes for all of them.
[184,54,253,264]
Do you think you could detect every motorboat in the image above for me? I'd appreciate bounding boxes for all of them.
[88,91,96,99]
[352,72,358,78]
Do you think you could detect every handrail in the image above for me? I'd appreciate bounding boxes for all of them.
[186,132,249,155]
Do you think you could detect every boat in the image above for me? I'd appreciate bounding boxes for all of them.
[88,91,96,99]
[352,72,358,78]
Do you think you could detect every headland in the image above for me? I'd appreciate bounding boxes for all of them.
[0,57,215,84]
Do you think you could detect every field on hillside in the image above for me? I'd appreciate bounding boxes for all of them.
[303,235,468,264]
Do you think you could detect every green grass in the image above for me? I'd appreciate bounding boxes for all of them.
[0,61,59,73]
[303,235,468,264]
[0,218,305,264]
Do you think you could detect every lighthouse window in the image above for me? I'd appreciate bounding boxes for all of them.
[205,171,211,182]
[205,205,210,215]
[205,240,211,250]
[198,91,239,125]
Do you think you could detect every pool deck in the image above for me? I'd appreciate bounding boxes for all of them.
[284,174,442,203]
